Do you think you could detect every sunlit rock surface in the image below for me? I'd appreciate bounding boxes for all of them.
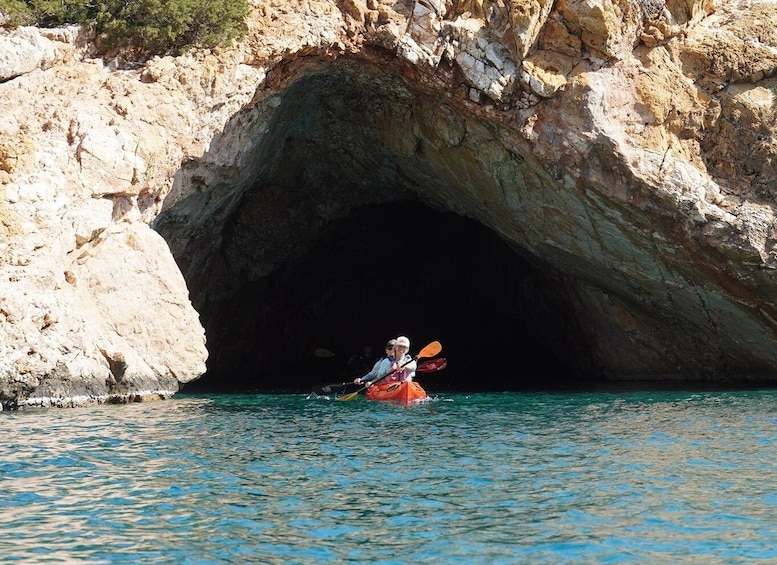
[2,0,777,405]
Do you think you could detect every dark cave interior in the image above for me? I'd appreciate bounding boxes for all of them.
[182,200,598,394]
[162,62,605,394]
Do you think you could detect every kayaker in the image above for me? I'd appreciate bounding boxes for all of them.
[385,336,417,383]
[353,339,396,385]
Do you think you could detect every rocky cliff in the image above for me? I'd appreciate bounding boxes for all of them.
[2,0,777,407]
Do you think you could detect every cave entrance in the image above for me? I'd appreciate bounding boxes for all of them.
[184,198,591,393]
[157,60,601,393]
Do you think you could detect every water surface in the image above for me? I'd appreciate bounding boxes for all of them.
[3,390,777,562]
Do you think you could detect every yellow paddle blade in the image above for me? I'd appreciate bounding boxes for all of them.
[337,391,360,401]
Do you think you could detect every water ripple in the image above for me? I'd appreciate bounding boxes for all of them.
[3,390,777,562]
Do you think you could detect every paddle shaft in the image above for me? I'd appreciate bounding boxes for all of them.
[339,357,414,401]
[366,354,416,386]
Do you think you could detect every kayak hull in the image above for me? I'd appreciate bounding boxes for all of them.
[366,380,427,403]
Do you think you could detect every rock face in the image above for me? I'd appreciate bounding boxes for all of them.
[2,0,777,405]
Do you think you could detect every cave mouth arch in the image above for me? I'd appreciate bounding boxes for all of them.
[182,199,598,393]
[157,60,604,393]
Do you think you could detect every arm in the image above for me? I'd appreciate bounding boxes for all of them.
[372,358,393,382]
[359,358,394,385]
[354,357,386,384]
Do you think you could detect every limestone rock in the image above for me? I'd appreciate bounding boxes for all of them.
[3,0,777,406]
[521,49,576,97]
[0,26,68,81]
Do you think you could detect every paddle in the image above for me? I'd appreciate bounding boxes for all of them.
[311,381,356,396]
[417,357,446,373]
[337,341,442,401]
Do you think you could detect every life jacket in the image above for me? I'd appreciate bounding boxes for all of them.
[384,354,413,382]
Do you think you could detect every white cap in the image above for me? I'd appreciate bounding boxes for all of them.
[395,336,410,349]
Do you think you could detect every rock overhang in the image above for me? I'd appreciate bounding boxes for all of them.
[155,54,777,392]
[156,59,600,391]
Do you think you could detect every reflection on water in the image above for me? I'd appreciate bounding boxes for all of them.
[3,390,777,562]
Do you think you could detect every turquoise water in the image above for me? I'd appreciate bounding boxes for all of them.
[4,390,777,563]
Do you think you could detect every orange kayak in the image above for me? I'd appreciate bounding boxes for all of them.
[366,380,428,403]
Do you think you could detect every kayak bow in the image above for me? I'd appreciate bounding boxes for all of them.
[365,380,428,404]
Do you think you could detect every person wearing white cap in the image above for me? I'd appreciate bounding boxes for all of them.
[384,335,416,383]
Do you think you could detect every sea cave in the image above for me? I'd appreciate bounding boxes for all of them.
[155,60,599,393]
